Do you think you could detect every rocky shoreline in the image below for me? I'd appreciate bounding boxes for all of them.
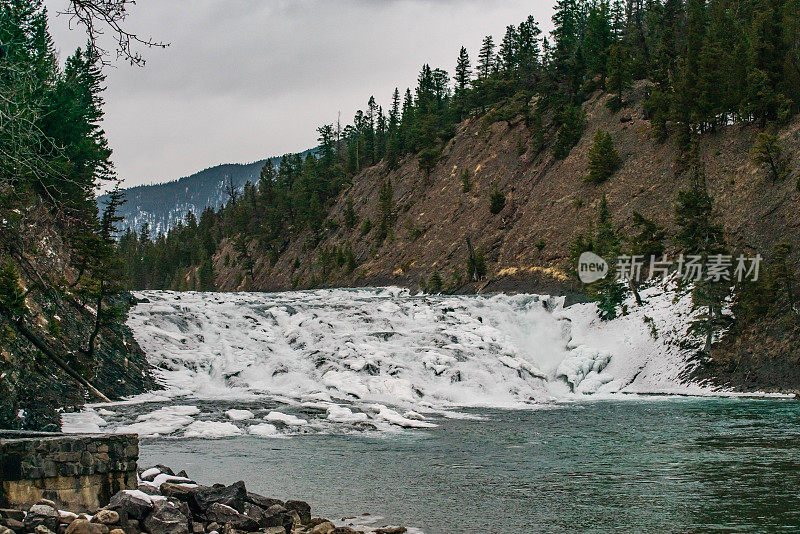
[0,465,407,534]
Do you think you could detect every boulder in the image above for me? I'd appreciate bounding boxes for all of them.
[137,484,163,496]
[59,513,78,525]
[243,493,283,511]
[143,502,189,534]
[24,504,60,532]
[65,520,108,534]
[240,503,269,528]
[285,511,300,528]
[375,528,407,534]
[160,484,205,508]
[140,465,174,481]
[36,500,58,510]
[107,491,155,521]
[218,525,242,534]
[194,482,247,514]
[91,511,119,526]
[204,504,257,532]
[4,518,25,534]
[0,510,26,522]
[109,529,125,534]
[331,528,363,534]
[265,505,286,516]
[283,501,311,525]
[34,526,56,534]
[0,525,14,534]
[308,522,335,534]
[243,502,291,531]
[259,528,284,534]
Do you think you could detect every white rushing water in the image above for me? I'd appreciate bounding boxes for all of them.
[63,284,711,438]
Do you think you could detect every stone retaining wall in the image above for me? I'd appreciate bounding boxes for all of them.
[0,431,138,512]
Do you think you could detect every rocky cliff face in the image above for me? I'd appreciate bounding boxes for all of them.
[209,83,800,392]
[0,205,154,431]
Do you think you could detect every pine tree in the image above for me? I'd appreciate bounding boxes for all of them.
[455,46,472,91]
[489,184,506,214]
[674,163,729,353]
[454,46,472,119]
[517,15,542,81]
[387,88,401,167]
[498,25,519,73]
[771,242,796,313]
[571,195,627,320]
[750,132,791,182]
[375,179,394,244]
[553,105,586,159]
[477,35,495,79]
[586,129,622,183]
[605,43,631,110]
[582,0,613,81]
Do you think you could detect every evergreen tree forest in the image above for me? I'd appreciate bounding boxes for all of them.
[1,0,123,329]
[123,0,800,291]
[1,0,156,428]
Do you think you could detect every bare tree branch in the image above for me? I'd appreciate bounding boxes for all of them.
[59,0,168,67]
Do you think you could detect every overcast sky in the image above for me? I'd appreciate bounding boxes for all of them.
[44,0,554,189]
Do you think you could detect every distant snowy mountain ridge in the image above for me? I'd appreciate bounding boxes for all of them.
[101,149,313,235]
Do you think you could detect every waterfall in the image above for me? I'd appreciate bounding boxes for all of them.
[63,286,705,438]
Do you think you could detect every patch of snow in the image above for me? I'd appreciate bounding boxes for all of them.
[140,467,161,480]
[326,405,369,423]
[151,473,193,488]
[61,409,106,433]
[264,411,307,426]
[115,406,199,437]
[370,404,437,428]
[225,409,254,421]
[119,490,165,505]
[183,421,242,439]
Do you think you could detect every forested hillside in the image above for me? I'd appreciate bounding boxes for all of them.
[0,1,152,429]
[123,0,800,390]
[98,150,314,235]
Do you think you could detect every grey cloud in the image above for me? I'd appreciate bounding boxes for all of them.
[45,0,553,187]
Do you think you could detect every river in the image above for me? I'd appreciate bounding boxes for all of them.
[61,288,799,532]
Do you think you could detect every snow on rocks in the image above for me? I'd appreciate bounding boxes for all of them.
[139,467,162,481]
[264,411,307,426]
[370,405,437,428]
[114,406,200,438]
[183,421,242,439]
[224,409,254,421]
[326,405,369,424]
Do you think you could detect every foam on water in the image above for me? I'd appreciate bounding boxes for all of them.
[65,285,713,438]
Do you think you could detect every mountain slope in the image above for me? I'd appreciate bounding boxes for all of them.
[214,83,800,296]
